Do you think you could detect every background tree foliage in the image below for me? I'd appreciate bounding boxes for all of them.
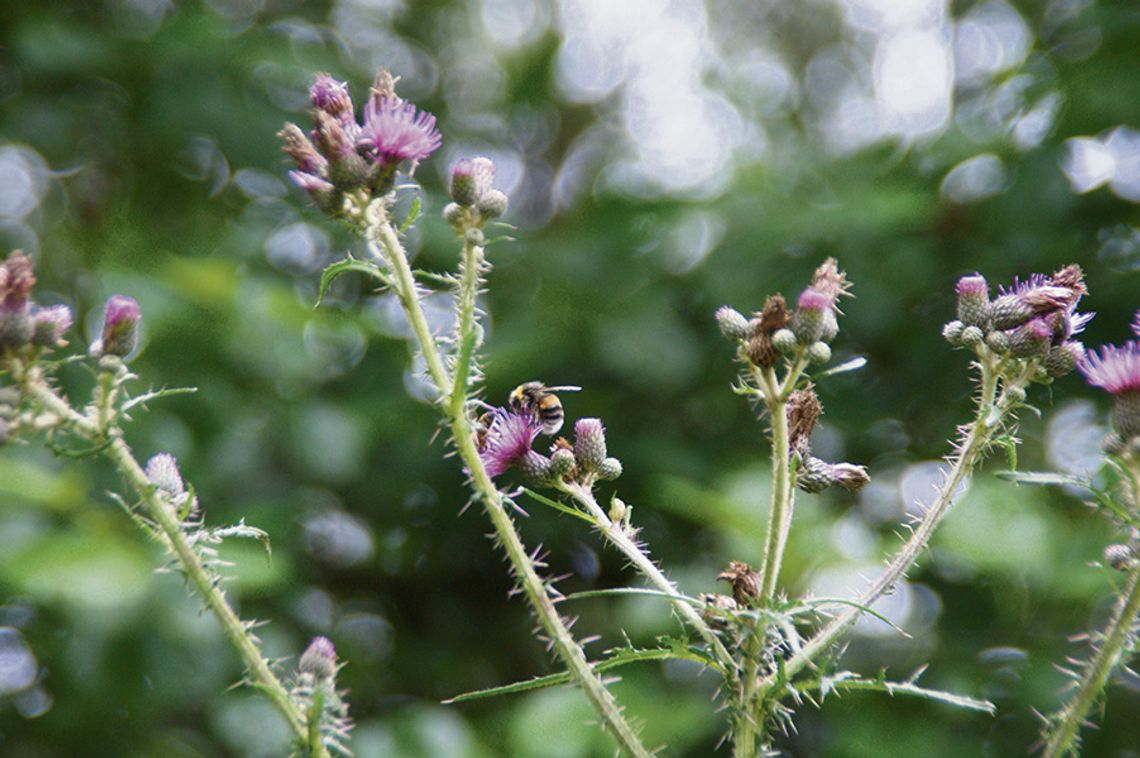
[1,1,1139,755]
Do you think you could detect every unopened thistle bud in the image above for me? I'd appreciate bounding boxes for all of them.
[31,305,73,348]
[989,293,1034,331]
[747,295,788,368]
[718,561,761,607]
[549,447,575,479]
[942,320,964,344]
[791,288,831,345]
[608,496,628,524]
[806,341,831,365]
[573,418,607,471]
[299,636,338,681]
[476,189,509,220]
[960,325,984,348]
[98,295,141,358]
[772,328,797,354]
[443,202,467,229]
[956,274,990,327]
[1104,544,1134,571]
[797,457,870,493]
[1008,318,1052,359]
[449,157,495,207]
[145,453,185,496]
[309,74,355,129]
[1044,341,1085,378]
[986,329,1010,354]
[597,457,622,480]
[715,306,751,341]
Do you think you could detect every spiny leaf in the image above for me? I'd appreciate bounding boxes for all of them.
[564,587,706,608]
[397,196,422,234]
[443,646,712,704]
[316,257,384,308]
[810,672,995,714]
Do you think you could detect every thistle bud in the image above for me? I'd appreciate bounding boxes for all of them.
[597,457,622,481]
[449,157,495,207]
[942,320,964,344]
[985,329,1010,354]
[309,74,355,130]
[699,592,738,629]
[0,301,33,350]
[715,306,751,340]
[772,328,797,354]
[1044,341,1085,378]
[1113,393,1140,442]
[299,636,338,681]
[443,202,467,229]
[960,325,984,348]
[955,274,990,327]
[717,561,761,607]
[1104,544,1134,571]
[476,189,509,220]
[97,295,141,358]
[791,288,831,345]
[574,418,607,471]
[608,496,628,524]
[549,447,575,479]
[278,122,328,177]
[989,293,1034,331]
[31,305,73,348]
[806,341,831,365]
[797,457,870,493]
[518,450,554,484]
[145,453,185,496]
[1008,318,1051,359]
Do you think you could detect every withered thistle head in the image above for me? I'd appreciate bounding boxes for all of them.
[787,384,822,457]
[718,560,762,607]
[747,294,788,368]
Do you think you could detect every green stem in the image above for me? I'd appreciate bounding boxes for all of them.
[449,237,483,418]
[367,211,651,758]
[560,482,736,674]
[1043,459,1140,758]
[758,366,793,603]
[759,356,1008,693]
[27,375,319,755]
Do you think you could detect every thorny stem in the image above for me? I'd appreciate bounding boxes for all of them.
[760,352,1015,693]
[449,235,483,418]
[733,356,807,758]
[1043,457,1140,758]
[367,209,651,758]
[25,372,320,755]
[559,481,736,673]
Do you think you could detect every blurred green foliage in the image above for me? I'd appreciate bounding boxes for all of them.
[2,0,1140,756]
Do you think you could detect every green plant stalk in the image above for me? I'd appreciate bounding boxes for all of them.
[27,372,319,755]
[449,236,482,417]
[760,354,1012,692]
[367,214,651,758]
[1044,458,1140,758]
[559,481,736,673]
[733,358,806,758]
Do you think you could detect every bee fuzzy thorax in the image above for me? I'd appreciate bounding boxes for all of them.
[509,381,580,436]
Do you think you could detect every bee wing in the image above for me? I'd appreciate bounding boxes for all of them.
[545,385,582,392]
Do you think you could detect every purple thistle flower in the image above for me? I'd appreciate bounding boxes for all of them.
[299,636,338,680]
[358,96,442,166]
[449,157,495,207]
[1079,341,1140,396]
[478,409,541,478]
[99,294,141,358]
[31,304,73,347]
[309,74,356,129]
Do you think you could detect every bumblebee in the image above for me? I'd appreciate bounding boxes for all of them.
[509,381,580,436]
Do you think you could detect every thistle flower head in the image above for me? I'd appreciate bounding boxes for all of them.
[449,157,495,207]
[309,73,355,129]
[359,96,442,167]
[573,417,608,471]
[1079,341,1140,396]
[0,250,35,308]
[31,305,73,347]
[807,257,853,307]
[299,636,339,681]
[955,273,990,327]
[145,453,185,496]
[478,408,542,478]
[98,294,141,358]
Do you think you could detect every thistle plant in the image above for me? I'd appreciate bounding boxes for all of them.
[1003,314,1140,756]
[0,251,349,758]
[274,66,1122,755]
